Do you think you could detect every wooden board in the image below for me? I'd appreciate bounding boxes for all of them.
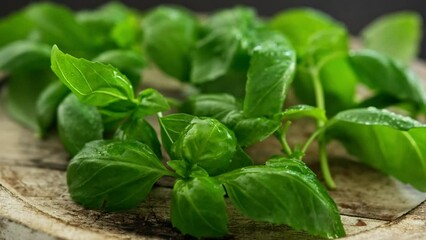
[0,65,426,239]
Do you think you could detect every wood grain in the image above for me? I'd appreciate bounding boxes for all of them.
[0,64,425,239]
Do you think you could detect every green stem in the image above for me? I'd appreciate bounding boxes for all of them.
[311,68,325,111]
[301,127,324,154]
[319,139,336,189]
[276,121,293,156]
[310,66,336,189]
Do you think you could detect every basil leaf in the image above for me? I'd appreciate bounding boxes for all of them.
[76,2,133,28]
[183,93,280,146]
[270,9,355,116]
[143,6,197,81]
[36,81,70,137]
[0,10,33,48]
[3,70,53,131]
[357,93,400,109]
[167,160,190,178]
[111,15,142,49]
[172,118,237,176]
[25,3,93,55]
[51,45,135,107]
[67,140,168,210]
[196,69,249,98]
[315,54,357,115]
[269,8,343,58]
[172,177,228,238]
[159,113,195,155]
[76,2,135,51]
[331,107,423,130]
[232,115,281,146]
[98,99,138,121]
[93,49,145,89]
[243,31,296,117]
[361,12,422,64]
[98,109,132,135]
[191,29,244,85]
[136,88,170,116]
[191,7,257,85]
[281,105,327,121]
[182,93,240,120]
[228,146,253,171]
[57,94,103,156]
[349,50,426,109]
[328,107,426,191]
[204,6,258,31]
[292,29,356,116]
[114,117,162,158]
[183,96,279,147]
[0,41,51,72]
[217,157,345,238]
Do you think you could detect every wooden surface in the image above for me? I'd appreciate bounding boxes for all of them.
[1,66,426,239]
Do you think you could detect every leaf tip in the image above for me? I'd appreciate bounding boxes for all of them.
[50,44,62,68]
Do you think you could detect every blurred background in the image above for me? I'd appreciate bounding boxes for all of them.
[2,0,426,59]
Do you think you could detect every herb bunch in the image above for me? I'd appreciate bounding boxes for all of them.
[1,3,426,239]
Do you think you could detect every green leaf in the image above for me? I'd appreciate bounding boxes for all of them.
[159,113,195,155]
[191,28,245,85]
[0,10,33,48]
[291,28,356,116]
[269,9,354,116]
[57,94,103,156]
[269,8,343,58]
[328,107,426,191]
[316,54,357,115]
[0,41,51,72]
[227,146,253,171]
[361,11,422,64]
[171,177,228,238]
[76,2,133,28]
[217,157,345,238]
[97,99,139,122]
[67,140,168,210]
[232,115,281,146]
[36,81,70,137]
[182,93,240,120]
[357,93,400,109]
[172,118,237,176]
[190,7,257,85]
[203,6,258,31]
[114,116,162,158]
[51,45,135,107]
[281,105,327,122]
[349,50,426,108]
[303,28,349,64]
[244,31,296,117]
[93,49,145,89]
[76,2,135,51]
[183,95,280,147]
[25,3,93,54]
[196,68,249,98]
[167,160,190,179]
[3,70,53,131]
[143,6,198,81]
[136,88,170,116]
[111,15,141,49]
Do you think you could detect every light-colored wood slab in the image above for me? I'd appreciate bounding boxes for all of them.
[0,63,426,239]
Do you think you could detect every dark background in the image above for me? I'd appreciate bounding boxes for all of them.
[2,0,426,59]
